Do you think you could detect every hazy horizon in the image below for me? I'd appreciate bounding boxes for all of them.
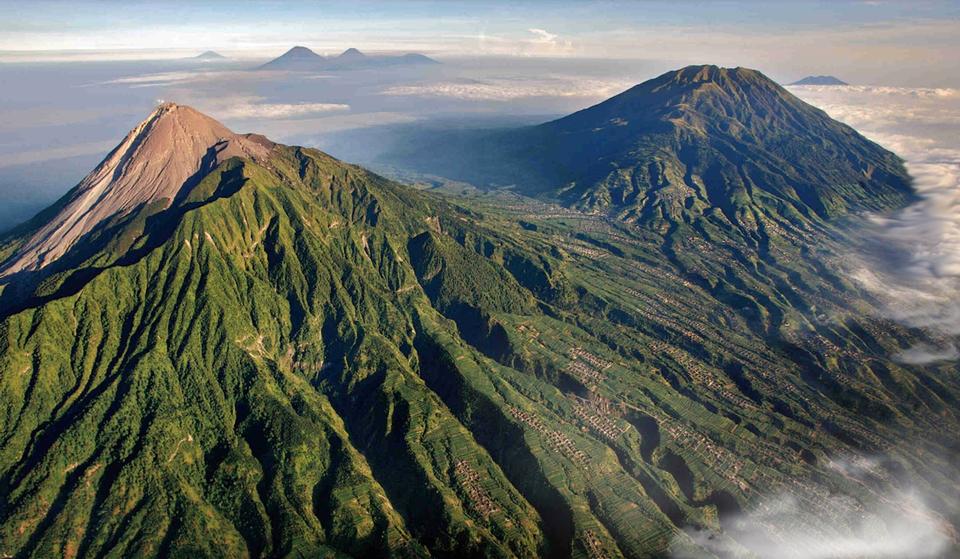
[2,0,959,86]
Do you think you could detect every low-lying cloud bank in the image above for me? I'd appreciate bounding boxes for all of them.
[211,97,350,119]
[789,85,960,361]
[381,76,633,101]
[675,488,951,558]
[96,70,236,88]
[163,95,350,122]
[894,342,960,365]
[672,449,955,558]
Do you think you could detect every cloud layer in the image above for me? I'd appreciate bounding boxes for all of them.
[673,449,954,559]
[677,488,950,558]
[381,76,632,101]
[789,85,960,355]
[100,71,219,88]
[209,97,350,119]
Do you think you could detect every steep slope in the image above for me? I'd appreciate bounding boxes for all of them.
[0,103,273,277]
[384,65,910,228]
[0,110,553,558]
[0,104,957,559]
[533,66,909,216]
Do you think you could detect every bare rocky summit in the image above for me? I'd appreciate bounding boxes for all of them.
[0,103,273,276]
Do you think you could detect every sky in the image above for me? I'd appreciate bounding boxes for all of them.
[1,0,959,86]
[0,0,958,234]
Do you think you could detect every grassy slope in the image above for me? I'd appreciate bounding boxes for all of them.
[0,145,957,558]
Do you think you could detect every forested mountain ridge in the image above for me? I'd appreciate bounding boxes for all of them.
[382,65,912,234]
[0,94,956,559]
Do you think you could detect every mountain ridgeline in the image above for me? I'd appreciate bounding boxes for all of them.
[0,70,958,559]
[789,75,848,86]
[385,65,910,232]
[191,51,228,61]
[0,105,555,557]
[0,103,274,279]
[258,46,439,72]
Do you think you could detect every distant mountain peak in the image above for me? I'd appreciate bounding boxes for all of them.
[400,52,441,64]
[258,45,327,70]
[285,45,321,57]
[790,75,848,86]
[257,45,436,71]
[193,50,226,60]
[257,46,326,70]
[339,47,366,58]
[0,103,274,276]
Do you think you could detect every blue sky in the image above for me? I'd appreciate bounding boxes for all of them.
[2,1,958,61]
[0,1,957,86]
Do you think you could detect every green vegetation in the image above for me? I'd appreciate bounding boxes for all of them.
[0,69,957,557]
[383,65,912,237]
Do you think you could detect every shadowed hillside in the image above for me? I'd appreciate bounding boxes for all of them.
[0,96,956,559]
[382,65,911,232]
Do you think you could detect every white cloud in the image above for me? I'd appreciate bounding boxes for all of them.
[198,96,350,120]
[673,451,953,559]
[102,71,206,86]
[788,85,960,125]
[525,28,574,55]
[895,343,960,365]
[790,85,960,341]
[246,112,421,143]
[678,490,949,559]
[381,77,631,101]
[94,70,250,89]
[471,27,577,57]
[527,28,557,43]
